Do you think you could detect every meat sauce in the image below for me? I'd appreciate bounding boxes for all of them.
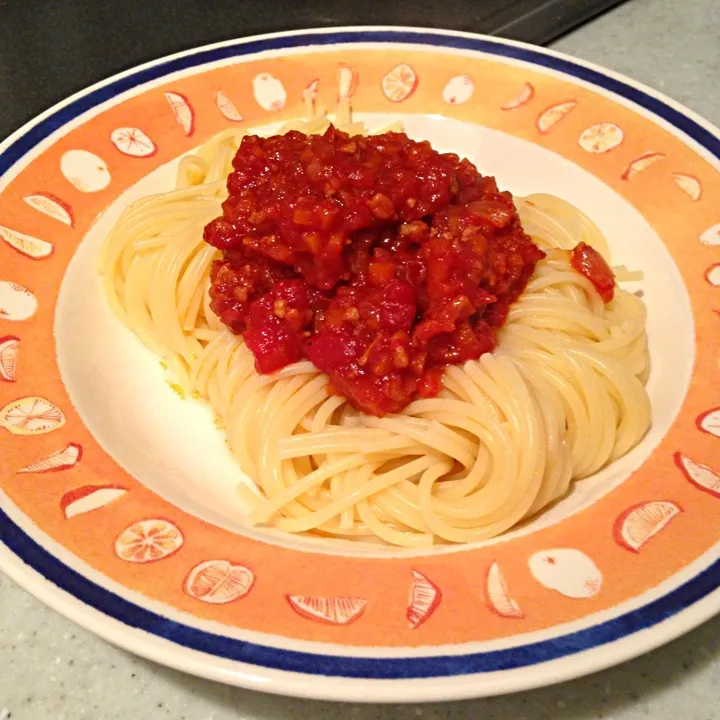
[570,242,615,302]
[204,127,549,416]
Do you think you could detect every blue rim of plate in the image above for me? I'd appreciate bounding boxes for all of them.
[2,507,720,678]
[1,28,719,684]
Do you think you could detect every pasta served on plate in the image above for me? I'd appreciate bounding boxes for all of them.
[98,102,651,547]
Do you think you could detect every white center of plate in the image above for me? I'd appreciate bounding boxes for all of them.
[55,114,695,557]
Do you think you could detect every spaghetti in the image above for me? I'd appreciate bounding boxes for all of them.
[99,110,651,547]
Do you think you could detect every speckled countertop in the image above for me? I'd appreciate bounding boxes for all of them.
[1,0,719,717]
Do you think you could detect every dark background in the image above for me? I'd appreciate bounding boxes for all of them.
[0,0,626,141]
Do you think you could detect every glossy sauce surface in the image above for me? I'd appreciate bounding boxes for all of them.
[570,242,615,302]
[205,127,545,415]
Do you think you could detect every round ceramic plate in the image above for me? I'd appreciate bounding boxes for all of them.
[0,27,719,703]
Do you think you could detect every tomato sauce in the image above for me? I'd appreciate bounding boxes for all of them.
[570,242,615,302]
[205,127,545,416]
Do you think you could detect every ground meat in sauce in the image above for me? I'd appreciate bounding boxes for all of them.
[204,126,546,416]
[570,242,615,302]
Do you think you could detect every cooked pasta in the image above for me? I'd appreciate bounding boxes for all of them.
[98,108,650,547]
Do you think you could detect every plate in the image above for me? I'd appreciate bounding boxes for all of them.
[0,27,719,703]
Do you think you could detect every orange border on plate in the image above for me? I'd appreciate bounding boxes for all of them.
[1,49,719,647]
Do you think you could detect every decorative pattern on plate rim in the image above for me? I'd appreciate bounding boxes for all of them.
[0,29,718,698]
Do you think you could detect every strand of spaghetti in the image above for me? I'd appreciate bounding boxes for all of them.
[372,476,440,533]
[417,460,463,541]
[315,396,355,526]
[339,465,373,531]
[178,245,217,324]
[238,373,312,490]
[225,377,273,479]
[503,319,649,470]
[214,345,257,420]
[247,453,375,524]
[569,346,650,461]
[275,454,443,534]
[119,252,167,355]
[311,395,346,432]
[559,347,618,477]
[182,279,207,333]
[131,180,226,210]
[258,380,322,520]
[419,357,542,530]
[371,122,404,134]
[190,332,236,396]
[403,398,519,500]
[194,133,243,168]
[517,194,612,262]
[516,363,573,513]
[148,230,212,363]
[355,494,433,547]
[204,145,237,183]
[176,156,208,187]
[191,327,222,342]
[279,430,422,458]
[507,297,611,339]
[511,345,593,473]
[311,464,379,537]
[359,416,477,469]
[524,270,601,309]
[257,375,331,513]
